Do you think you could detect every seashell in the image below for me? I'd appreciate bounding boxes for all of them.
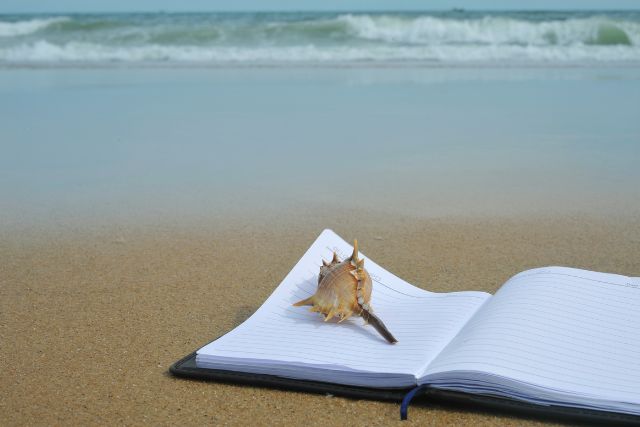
[293,240,397,344]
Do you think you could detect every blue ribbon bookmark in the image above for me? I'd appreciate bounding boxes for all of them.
[400,384,430,420]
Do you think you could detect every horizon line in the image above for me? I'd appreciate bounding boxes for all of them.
[2,8,640,14]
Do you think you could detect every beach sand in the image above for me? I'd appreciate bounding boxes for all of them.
[2,211,639,426]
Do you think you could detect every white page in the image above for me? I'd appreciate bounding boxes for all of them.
[422,267,640,409]
[197,229,489,387]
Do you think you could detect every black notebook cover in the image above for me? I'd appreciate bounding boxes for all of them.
[170,343,640,425]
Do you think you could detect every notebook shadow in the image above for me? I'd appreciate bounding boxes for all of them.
[233,305,258,327]
[408,397,598,426]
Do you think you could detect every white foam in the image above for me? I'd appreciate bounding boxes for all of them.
[1,40,639,65]
[0,17,69,38]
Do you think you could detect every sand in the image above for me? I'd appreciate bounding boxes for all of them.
[2,211,639,426]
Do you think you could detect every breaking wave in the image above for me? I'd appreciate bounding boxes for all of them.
[0,16,69,37]
[339,14,638,46]
[1,12,639,65]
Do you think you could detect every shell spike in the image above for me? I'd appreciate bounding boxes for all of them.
[331,252,339,264]
[338,311,353,323]
[324,309,336,322]
[350,239,359,262]
[292,296,314,307]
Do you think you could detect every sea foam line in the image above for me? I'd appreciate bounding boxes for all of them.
[1,40,639,64]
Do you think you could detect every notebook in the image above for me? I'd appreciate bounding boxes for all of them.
[171,229,640,423]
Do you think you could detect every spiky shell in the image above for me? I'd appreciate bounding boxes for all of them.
[294,240,371,323]
[293,240,397,344]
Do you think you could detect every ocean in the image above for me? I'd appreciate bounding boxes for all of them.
[1,11,639,227]
[0,11,639,66]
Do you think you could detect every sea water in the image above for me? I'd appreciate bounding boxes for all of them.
[1,12,639,226]
[0,11,639,65]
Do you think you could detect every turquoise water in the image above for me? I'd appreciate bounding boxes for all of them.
[1,11,640,65]
[1,66,639,226]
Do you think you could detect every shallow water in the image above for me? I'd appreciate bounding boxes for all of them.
[1,66,639,227]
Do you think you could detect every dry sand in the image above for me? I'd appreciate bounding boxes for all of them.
[2,210,639,426]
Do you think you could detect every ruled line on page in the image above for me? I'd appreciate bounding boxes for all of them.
[438,329,639,364]
[425,360,640,394]
[448,319,640,356]
[466,301,640,338]
[428,344,640,384]
[499,275,640,307]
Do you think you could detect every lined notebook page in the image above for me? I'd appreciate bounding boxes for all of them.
[422,267,640,408]
[197,229,489,387]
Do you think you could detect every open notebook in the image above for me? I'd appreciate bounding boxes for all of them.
[178,229,640,419]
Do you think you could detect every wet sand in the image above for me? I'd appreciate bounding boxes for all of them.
[2,211,639,426]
